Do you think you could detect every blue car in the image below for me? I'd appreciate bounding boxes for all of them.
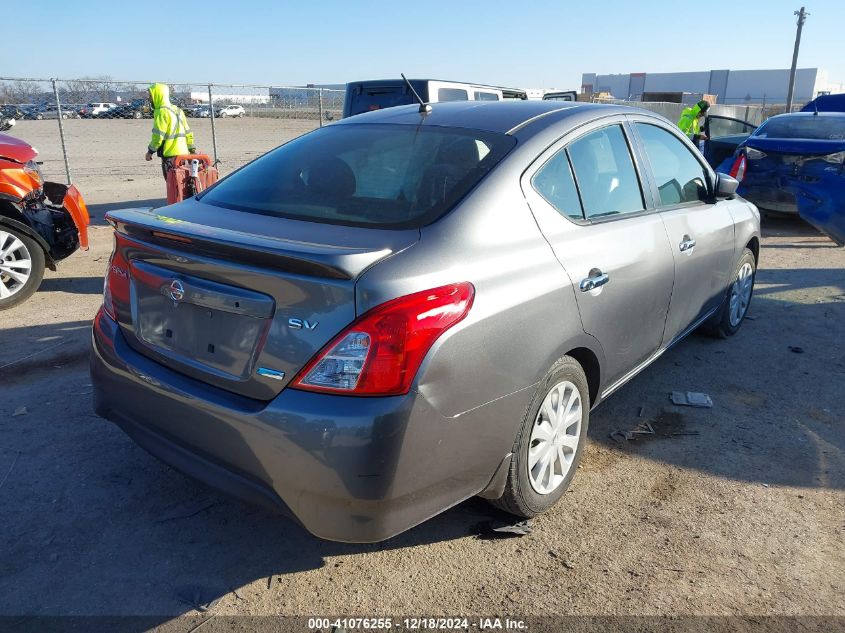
[720,112,845,246]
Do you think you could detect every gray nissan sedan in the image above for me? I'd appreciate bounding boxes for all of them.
[91,101,760,542]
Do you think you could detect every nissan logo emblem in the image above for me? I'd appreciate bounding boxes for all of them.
[168,279,185,302]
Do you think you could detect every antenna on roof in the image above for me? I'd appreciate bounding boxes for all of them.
[401,74,432,114]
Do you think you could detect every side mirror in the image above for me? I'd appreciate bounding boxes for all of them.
[714,173,739,199]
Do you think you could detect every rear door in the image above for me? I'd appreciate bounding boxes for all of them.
[630,118,737,344]
[703,115,758,170]
[522,119,675,388]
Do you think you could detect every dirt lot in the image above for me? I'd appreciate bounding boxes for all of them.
[7,118,320,209]
[0,118,843,630]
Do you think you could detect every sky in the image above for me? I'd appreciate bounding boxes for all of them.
[19,0,845,90]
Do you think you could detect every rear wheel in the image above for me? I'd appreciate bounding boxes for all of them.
[490,356,589,517]
[702,247,756,338]
[0,228,46,310]
[133,110,142,119]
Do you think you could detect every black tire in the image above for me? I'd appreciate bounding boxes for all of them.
[490,355,590,517]
[0,228,46,310]
[702,247,757,338]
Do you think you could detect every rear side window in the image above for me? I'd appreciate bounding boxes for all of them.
[567,125,644,219]
[635,123,708,206]
[532,150,583,221]
[201,124,516,229]
[438,88,468,102]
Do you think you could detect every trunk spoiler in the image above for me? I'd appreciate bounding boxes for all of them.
[744,137,845,156]
[105,207,415,280]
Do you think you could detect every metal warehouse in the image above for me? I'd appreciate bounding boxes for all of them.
[582,68,844,105]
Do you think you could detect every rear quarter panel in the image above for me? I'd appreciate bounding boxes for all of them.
[354,161,604,498]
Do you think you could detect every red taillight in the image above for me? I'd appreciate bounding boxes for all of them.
[102,234,130,319]
[291,283,475,396]
[729,153,747,182]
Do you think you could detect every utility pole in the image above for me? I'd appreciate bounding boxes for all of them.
[785,6,808,112]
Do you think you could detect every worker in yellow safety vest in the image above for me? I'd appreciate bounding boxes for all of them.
[144,83,197,178]
[677,100,710,145]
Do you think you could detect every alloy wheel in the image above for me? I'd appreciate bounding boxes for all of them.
[527,380,582,495]
[0,230,33,299]
[728,262,754,327]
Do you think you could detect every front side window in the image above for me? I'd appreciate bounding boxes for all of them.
[635,123,709,206]
[531,149,583,221]
[474,91,499,101]
[201,124,515,229]
[567,125,644,219]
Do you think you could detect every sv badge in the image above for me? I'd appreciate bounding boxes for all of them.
[288,318,318,331]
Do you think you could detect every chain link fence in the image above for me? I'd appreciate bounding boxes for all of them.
[0,77,345,210]
[589,97,777,127]
[2,77,789,213]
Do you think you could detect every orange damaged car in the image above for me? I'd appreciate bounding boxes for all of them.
[0,133,89,309]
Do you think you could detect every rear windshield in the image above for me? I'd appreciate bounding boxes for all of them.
[201,124,516,229]
[753,115,845,140]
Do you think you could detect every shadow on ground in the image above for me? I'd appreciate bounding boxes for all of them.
[38,276,105,295]
[87,198,165,226]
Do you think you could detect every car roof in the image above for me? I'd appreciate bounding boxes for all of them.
[334,100,642,136]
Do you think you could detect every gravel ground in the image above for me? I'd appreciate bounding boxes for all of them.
[0,118,843,629]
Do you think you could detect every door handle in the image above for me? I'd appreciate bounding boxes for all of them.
[580,270,610,292]
[679,236,697,252]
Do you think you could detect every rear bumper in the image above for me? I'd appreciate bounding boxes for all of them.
[90,309,511,542]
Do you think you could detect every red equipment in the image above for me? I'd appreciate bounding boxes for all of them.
[165,154,218,204]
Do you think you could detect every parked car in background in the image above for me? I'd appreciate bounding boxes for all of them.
[107,99,152,119]
[22,104,79,120]
[216,104,245,118]
[722,112,845,245]
[1,105,25,120]
[91,101,759,542]
[542,91,578,102]
[79,102,117,118]
[0,133,89,309]
[343,79,528,118]
[801,93,845,113]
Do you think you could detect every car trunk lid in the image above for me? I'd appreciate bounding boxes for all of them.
[105,202,419,400]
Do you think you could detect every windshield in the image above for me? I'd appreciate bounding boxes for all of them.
[201,124,516,229]
[753,115,845,141]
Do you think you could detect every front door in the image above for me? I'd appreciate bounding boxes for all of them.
[630,120,737,345]
[522,121,675,387]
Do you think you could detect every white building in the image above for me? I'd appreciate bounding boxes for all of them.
[581,68,842,105]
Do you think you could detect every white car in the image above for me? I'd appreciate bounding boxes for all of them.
[88,102,117,117]
[216,105,245,118]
